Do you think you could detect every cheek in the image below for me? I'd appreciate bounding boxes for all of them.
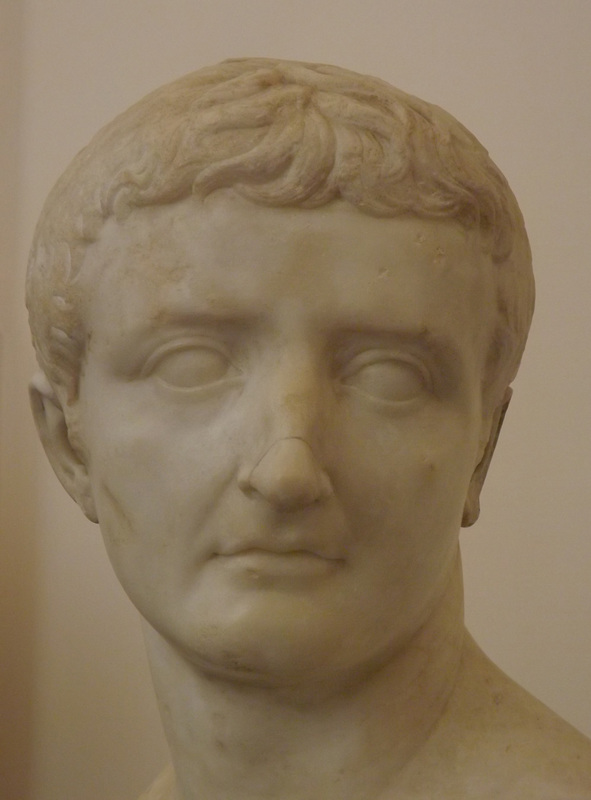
[336,413,478,542]
[85,402,243,553]
[84,381,235,489]
[81,403,179,565]
[411,447,471,530]
[87,436,210,611]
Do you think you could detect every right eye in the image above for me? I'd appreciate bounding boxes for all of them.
[145,344,238,390]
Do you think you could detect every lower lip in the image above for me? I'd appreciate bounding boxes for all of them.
[215,550,342,580]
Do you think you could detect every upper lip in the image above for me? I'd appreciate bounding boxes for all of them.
[215,536,345,561]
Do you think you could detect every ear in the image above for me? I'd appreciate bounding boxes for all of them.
[462,386,512,528]
[29,372,98,523]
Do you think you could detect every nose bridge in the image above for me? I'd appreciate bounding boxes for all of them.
[265,347,325,443]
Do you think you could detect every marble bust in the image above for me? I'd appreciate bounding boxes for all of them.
[26,58,591,799]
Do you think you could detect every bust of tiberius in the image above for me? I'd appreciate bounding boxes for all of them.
[26,58,591,799]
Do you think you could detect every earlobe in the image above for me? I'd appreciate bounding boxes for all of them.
[462,386,512,528]
[29,372,98,523]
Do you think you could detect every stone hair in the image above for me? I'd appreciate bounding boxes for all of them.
[26,57,534,399]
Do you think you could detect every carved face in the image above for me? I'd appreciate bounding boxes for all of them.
[69,193,499,684]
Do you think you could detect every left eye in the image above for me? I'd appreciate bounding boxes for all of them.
[147,346,237,389]
[341,357,427,403]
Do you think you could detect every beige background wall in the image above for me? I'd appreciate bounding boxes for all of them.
[2,1,590,798]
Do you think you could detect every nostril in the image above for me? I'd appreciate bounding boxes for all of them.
[239,437,332,510]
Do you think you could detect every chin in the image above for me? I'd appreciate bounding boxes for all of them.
[191,609,343,683]
[167,597,409,692]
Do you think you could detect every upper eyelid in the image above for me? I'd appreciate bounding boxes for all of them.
[332,328,458,367]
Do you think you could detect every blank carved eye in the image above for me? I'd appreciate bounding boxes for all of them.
[148,345,237,389]
[342,356,427,403]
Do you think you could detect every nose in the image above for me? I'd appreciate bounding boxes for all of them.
[238,437,333,512]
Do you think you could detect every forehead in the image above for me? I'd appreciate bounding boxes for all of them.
[81,193,496,358]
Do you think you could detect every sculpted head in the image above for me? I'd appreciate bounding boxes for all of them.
[26,58,535,683]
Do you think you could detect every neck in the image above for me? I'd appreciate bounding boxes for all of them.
[143,554,465,800]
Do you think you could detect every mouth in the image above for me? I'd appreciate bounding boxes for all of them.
[214,546,345,580]
[215,527,346,559]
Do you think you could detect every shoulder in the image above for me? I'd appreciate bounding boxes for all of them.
[453,634,591,797]
[397,633,591,798]
[494,714,591,799]
[137,764,176,800]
